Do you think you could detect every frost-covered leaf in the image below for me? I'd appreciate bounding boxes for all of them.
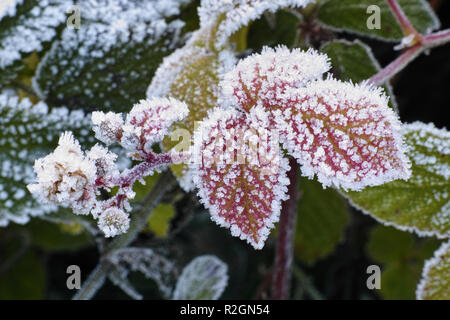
[320,39,397,111]
[33,0,190,112]
[0,93,94,226]
[173,255,228,300]
[0,0,69,85]
[108,247,177,298]
[198,0,314,50]
[346,122,450,238]
[221,47,410,190]
[317,0,440,41]
[417,241,450,300]
[148,0,316,189]
[191,107,290,249]
[295,177,349,265]
[147,28,236,190]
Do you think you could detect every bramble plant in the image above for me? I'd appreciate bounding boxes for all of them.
[1,0,449,300]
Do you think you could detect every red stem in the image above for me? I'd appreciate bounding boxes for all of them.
[386,0,421,37]
[271,157,299,300]
[368,29,450,85]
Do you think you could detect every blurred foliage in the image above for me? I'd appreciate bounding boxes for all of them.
[367,225,440,299]
[295,177,349,265]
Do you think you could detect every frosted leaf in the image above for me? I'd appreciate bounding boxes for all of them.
[97,207,129,237]
[192,106,290,249]
[346,122,450,238]
[108,247,177,298]
[417,241,450,300]
[173,255,228,300]
[147,28,236,191]
[33,0,189,112]
[121,97,189,155]
[27,132,98,216]
[0,0,68,83]
[220,46,330,112]
[277,79,411,190]
[108,267,143,300]
[0,92,94,226]
[91,111,124,146]
[198,0,315,50]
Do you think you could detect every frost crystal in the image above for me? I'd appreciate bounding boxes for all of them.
[121,98,189,155]
[220,46,330,111]
[278,79,411,190]
[0,0,68,69]
[97,207,130,237]
[417,241,450,300]
[91,111,124,146]
[192,106,290,249]
[86,144,119,184]
[27,132,97,215]
[0,92,93,226]
[220,47,411,191]
[198,0,315,49]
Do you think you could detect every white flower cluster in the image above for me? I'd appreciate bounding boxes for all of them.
[27,132,98,215]
[121,98,189,155]
[28,97,189,237]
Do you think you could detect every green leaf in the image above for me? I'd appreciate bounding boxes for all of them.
[24,218,92,252]
[0,0,68,86]
[0,93,94,226]
[173,255,228,300]
[148,203,176,238]
[0,231,46,299]
[317,0,440,41]
[320,39,397,111]
[345,122,450,238]
[367,223,414,264]
[367,225,440,300]
[417,241,450,300]
[247,10,301,51]
[33,0,189,113]
[295,177,349,265]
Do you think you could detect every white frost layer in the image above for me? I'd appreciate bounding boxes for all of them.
[198,0,315,49]
[416,240,450,300]
[0,0,68,69]
[0,0,23,20]
[0,92,93,226]
[173,255,228,300]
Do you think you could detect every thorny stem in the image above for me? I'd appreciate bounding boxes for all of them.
[72,170,177,300]
[368,1,450,85]
[271,157,299,300]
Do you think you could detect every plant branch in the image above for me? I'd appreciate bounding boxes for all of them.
[366,1,450,85]
[271,157,299,300]
[72,170,177,300]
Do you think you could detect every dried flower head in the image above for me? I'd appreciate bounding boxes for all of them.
[91,111,124,146]
[27,132,97,215]
[97,207,130,238]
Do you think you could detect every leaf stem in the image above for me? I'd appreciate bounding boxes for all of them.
[386,0,421,38]
[271,157,299,300]
[72,170,177,300]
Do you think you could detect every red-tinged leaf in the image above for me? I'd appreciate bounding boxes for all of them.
[276,79,411,190]
[220,47,410,190]
[192,106,290,249]
[220,46,330,112]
